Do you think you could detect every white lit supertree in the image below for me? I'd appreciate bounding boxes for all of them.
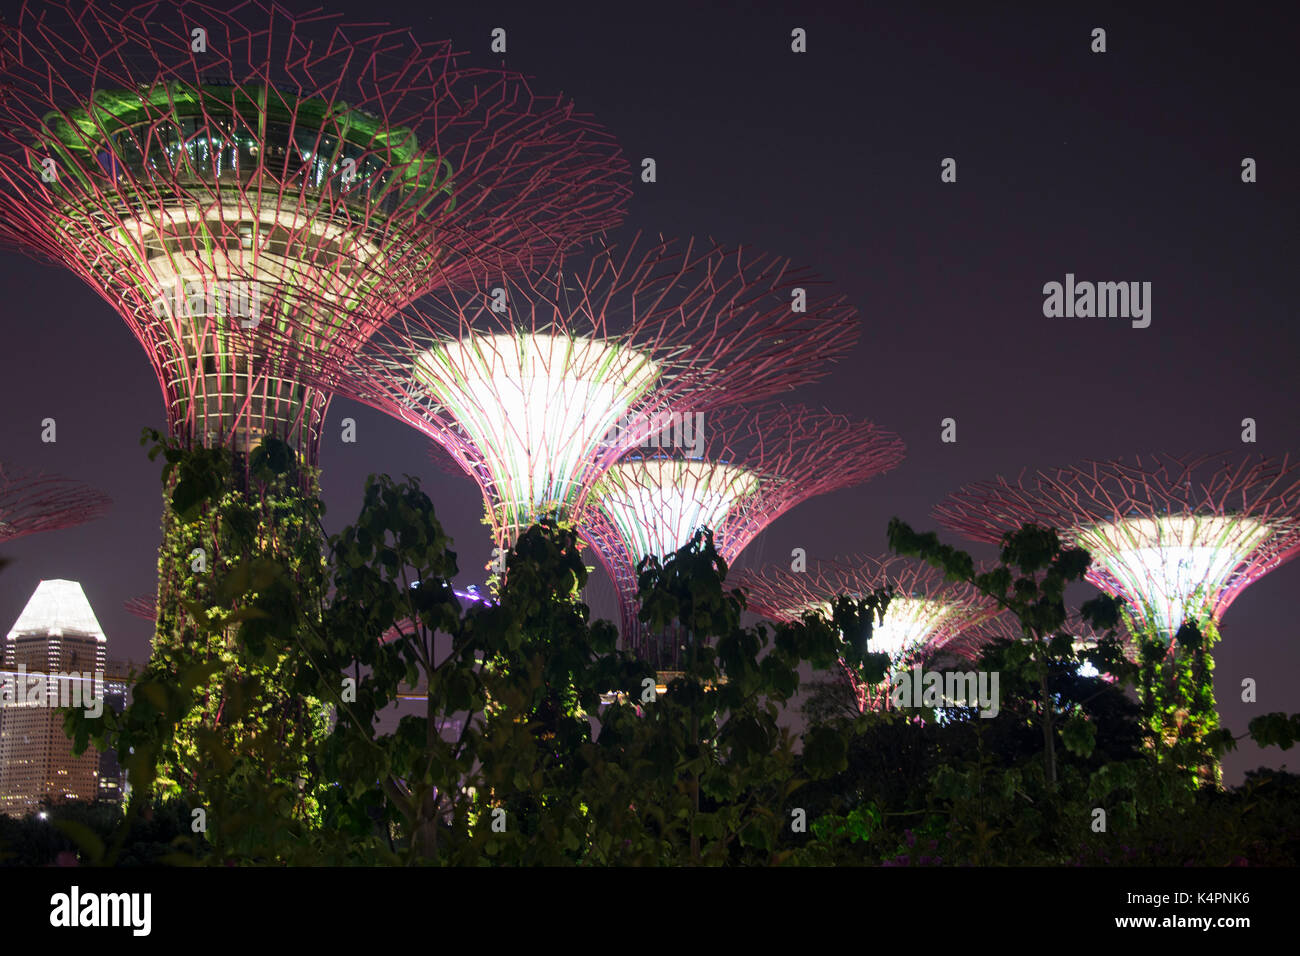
[737,554,997,711]
[578,404,904,666]
[933,452,1300,779]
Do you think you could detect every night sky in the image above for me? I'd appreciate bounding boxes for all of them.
[0,0,1296,784]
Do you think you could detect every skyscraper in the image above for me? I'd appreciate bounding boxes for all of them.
[0,580,108,815]
[96,664,134,805]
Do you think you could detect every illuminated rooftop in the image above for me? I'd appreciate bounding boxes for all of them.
[6,580,107,643]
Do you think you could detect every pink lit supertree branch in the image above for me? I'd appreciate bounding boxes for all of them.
[577,403,904,663]
[932,452,1300,642]
[304,234,862,552]
[736,555,997,711]
[0,0,629,459]
[0,462,110,543]
[124,594,156,621]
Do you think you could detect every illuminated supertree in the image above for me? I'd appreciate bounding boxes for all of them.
[306,235,862,556]
[0,0,627,804]
[933,452,1300,780]
[737,555,997,711]
[0,463,110,543]
[0,0,628,459]
[577,403,904,666]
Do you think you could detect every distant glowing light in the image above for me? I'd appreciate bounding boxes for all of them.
[1074,515,1271,636]
[409,580,494,606]
[594,459,758,561]
[414,332,660,537]
[869,596,955,659]
[456,585,491,605]
[797,595,956,662]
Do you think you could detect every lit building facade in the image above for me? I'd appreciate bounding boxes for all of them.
[0,580,108,815]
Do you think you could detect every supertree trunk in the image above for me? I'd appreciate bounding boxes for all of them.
[148,443,329,819]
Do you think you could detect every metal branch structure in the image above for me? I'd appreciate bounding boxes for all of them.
[124,594,156,621]
[305,234,862,551]
[577,403,904,661]
[0,0,629,459]
[933,453,1300,641]
[737,555,997,711]
[0,462,110,543]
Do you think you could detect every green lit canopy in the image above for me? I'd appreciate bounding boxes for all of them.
[38,82,452,201]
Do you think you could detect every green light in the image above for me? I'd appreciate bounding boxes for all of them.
[37,83,454,206]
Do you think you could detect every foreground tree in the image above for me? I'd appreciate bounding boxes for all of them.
[887,518,1128,787]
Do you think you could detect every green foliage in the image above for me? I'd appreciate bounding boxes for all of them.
[1244,712,1300,751]
[1130,618,1224,784]
[63,432,332,863]
[888,517,1128,787]
[799,674,863,727]
[46,461,1299,866]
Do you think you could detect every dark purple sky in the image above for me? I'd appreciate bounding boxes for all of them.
[1,0,1296,783]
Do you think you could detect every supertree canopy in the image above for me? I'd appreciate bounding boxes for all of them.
[577,403,904,663]
[932,452,1300,780]
[0,0,629,459]
[306,235,862,551]
[0,462,110,542]
[932,453,1300,641]
[737,555,996,711]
